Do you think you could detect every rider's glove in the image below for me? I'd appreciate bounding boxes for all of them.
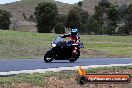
[59,35,63,38]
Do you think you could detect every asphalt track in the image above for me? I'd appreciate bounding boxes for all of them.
[0,58,132,72]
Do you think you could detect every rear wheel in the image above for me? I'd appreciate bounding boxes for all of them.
[44,50,54,63]
[69,57,78,62]
[69,50,80,62]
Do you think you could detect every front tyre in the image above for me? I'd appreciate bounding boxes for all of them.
[44,50,54,63]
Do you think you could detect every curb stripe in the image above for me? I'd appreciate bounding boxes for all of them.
[0,63,132,76]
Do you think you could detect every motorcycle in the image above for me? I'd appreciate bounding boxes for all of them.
[44,36,84,62]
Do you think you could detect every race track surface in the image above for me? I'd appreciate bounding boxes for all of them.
[0,58,132,72]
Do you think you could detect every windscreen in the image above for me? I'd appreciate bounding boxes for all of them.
[52,37,64,44]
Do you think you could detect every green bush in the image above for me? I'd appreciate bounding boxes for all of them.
[0,9,11,30]
[116,26,128,36]
[55,23,65,34]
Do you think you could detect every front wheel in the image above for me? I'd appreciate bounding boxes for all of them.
[44,50,54,63]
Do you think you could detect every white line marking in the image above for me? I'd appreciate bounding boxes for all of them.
[0,63,132,76]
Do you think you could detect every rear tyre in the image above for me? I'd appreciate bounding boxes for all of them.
[69,57,78,62]
[69,50,80,62]
[44,50,54,63]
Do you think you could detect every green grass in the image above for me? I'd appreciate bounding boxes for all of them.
[0,30,132,58]
[86,66,132,73]
[0,72,56,87]
[0,71,75,87]
[0,30,58,58]
[81,35,132,57]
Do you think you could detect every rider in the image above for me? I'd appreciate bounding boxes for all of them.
[60,28,80,44]
[60,28,80,55]
[60,28,83,56]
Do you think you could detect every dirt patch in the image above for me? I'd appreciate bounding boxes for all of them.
[45,69,132,88]
[80,49,107,57]
[0,68,131,88]
[80,49,129,58]
[0,83,43,88]
[11,83,43,88]
[44,76,132,88]
[44,76,79,88]
[0,84,11,88]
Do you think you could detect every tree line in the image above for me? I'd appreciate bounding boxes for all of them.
[0,0,132,35]
[34,0,132,35]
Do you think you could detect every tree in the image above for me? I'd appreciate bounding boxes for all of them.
[116,26,127,36]
[10,18,18,31]
[99,0,111,8]
[57,14,67,24]
[86,16,102,35]
[78,1,83,7]
[29,15,35,22]
[65,5,89,34]
[55,23,65,34]
[94,0,111,34]
[125,4,132,35]
[65,6,80,29]
[79,10,89,24]
[118,4,128,21]
[34,2,58,33]
[0,9,11,30]
[79,10,89,34]
[22,13,28,21]
[107,5,118,21]
[106,5,118,35]
[94,0,120,35]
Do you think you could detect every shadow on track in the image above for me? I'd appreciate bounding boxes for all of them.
[44,61,80,63]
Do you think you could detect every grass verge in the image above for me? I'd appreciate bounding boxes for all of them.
[0,66,131,88]
[0,30,132,58]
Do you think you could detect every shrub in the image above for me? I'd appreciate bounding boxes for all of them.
[55,23,65,34]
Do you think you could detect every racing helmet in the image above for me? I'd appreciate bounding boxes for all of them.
[71,29,78,35]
